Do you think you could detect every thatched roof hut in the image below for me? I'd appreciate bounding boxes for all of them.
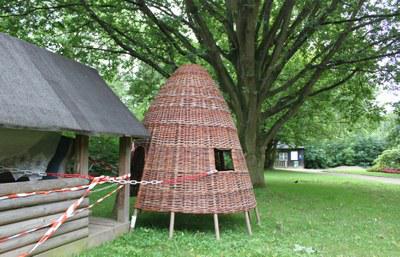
[133,64,258,238]
[0,33,148,256]
[0,32,148,137]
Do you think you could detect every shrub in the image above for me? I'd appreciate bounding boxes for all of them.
[304,146,328,169]
[89,136,120,174]
[351,136,386,167]
[340,147,356,166]
[304,135,386,168]
[369,147,400,172]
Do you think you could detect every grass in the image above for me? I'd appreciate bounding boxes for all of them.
[81,170,400,257]
[324,168,400,178]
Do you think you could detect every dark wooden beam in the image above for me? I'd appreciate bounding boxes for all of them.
[75,135,89,176]
[116,136,132,223]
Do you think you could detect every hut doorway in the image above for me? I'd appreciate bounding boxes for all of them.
[130,146,145,196]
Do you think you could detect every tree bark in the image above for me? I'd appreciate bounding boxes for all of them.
[264,140,277,169]
[237,113,266,187]
[243,141,266,187]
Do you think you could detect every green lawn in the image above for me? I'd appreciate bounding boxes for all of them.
[81,170,400,257]
[324,169,400,179]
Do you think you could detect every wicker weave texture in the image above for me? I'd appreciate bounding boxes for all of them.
[135,64,257,214]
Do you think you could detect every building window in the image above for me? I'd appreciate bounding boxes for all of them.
[278,152,288,161]
[290,151,298,161]
[214,149,234,171]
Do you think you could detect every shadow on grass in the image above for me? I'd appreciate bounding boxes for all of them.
[135,211,248,233]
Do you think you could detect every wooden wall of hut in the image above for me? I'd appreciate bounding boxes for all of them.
[0,178,89,256]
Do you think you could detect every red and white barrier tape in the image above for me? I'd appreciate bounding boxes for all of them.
[0,184,123,244]
[18,176,102,257]
[0,171,217,201]
[0,184,90,201]
[1,170,218,256]
[81,184,124,211]
[0,174,129,201]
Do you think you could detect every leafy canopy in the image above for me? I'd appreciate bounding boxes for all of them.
[1,0,399,185]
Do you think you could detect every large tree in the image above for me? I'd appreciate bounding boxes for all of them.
[1,0,399,186]
[264,75,384,168]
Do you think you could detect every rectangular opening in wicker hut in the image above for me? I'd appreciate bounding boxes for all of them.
[0,33,149,257]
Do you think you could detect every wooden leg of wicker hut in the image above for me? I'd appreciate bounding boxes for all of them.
[213,214,220,240]
[130,208,139,231]
[245,211,252,235]
[254,207,261,225]
[169,212,175,239]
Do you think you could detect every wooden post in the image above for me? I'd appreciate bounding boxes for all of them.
[213,214,220,240]
[169,212,175,239]
[75,135,89,176]
[74,137,80,172]
[245,211,252,235]
[254,207,261,225]
[130,208,139,231]
[116,136,132,223]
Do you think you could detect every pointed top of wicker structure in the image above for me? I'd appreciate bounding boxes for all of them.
[134,64,257,219]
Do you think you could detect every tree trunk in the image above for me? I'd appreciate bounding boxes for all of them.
[239,124,267,188]
[264,140,277,169]
[244,144,266,187]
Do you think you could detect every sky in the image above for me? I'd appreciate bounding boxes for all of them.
[376,88,399,112]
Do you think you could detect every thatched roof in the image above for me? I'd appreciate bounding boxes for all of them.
[0,33,148,137]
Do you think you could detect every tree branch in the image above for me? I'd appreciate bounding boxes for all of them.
[309,69,358,97]
[185,0,244,118]
[328,49,400,67]
[259,0,295,80]
[73,45,129,55]
[321,11,400,25]
[79,0,171,77]
[258,0,340,98]
[255,0,273,42]
[260,0,366,145]
[257,0,294,65]
[0,3,84,18]
[133,0,198,62]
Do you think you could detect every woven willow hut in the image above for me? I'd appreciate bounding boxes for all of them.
[132,64,259,239]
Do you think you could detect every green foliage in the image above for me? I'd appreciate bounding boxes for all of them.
[124,64,165,120]
[351,136,387,167]
[89,136,119,173]
[86,171,400,257]
[386,102,400,148]
[304,134,386,168]
[337,147,356,166]
[1,1,398,184]
[303,146,329,169]
[370,147,400,171]
[275,70,384,147]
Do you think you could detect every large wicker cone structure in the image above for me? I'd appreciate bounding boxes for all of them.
[135,64,257,215]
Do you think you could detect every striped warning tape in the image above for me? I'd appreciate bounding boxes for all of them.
[0,183,123,244]
[0,170,217,201]
[18,176,102,257]
[0,184,90,201]
[1,170,218,256]
[0,174,129,201]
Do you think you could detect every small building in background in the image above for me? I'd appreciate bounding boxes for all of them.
[274,144,305,169]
